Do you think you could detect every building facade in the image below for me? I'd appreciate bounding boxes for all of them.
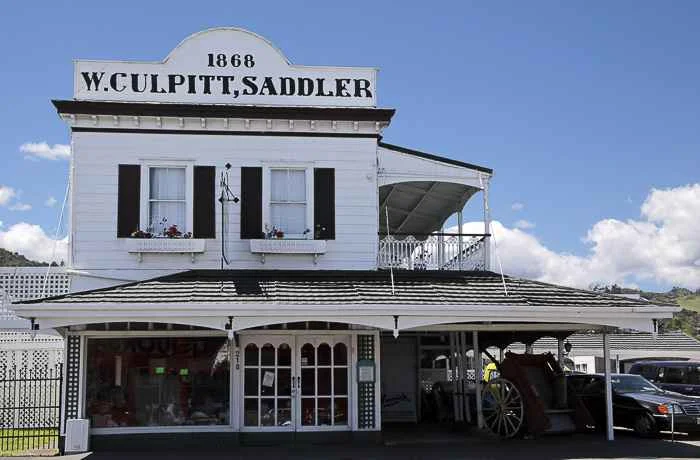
[16,28,677,449]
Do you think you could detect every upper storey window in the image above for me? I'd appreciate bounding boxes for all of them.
[269,168,308,238]
[117,164,215,239]
[149,167,187,234]
[240,167,335,240]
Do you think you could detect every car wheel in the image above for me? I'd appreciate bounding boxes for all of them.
[633,413,658,437]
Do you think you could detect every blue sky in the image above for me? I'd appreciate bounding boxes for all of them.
[0,1,699,290]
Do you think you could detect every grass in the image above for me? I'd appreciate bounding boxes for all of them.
[0,428,59,457]
[677,294,700,313]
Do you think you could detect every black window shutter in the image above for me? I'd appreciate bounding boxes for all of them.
[240,167,263,239]
[193,166,216,238]
[314,168,335,240]
[117,165,141,237]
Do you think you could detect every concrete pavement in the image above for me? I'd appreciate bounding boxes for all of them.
[6,432,700,459]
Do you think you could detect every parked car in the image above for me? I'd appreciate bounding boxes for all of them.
[628,361,700,397]
[567,373,700,436]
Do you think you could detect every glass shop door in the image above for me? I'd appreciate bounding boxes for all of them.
[240,334,351,432]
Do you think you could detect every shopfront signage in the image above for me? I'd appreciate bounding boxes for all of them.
[74,28,377,107]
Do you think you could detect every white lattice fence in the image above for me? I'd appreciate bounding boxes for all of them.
[0,267,70,305]
[0,363,62,431]
[0,332,64,429]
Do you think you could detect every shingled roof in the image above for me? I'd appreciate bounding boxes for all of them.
[17,269,672,309]
[527,330,700,351]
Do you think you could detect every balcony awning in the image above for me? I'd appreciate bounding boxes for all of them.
[377,143,491,235]
[379,181,479,235]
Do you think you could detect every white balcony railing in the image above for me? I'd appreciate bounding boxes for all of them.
[378,233,487,271]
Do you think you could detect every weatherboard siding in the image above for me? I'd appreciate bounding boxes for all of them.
[70,131,379,288]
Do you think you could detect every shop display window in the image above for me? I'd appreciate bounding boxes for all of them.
[86,337,230,428]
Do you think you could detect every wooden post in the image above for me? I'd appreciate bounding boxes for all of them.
[457,210,464,270]
[483,180,491,270]
[449,332,460,422]
[473,331,483,429]
[603,331,614,440]
[557,338,564,367]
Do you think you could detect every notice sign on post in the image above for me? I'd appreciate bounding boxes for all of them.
[74,28,377,107]
[357,359,375,383]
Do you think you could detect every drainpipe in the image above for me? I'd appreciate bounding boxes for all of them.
[603,330,614,440]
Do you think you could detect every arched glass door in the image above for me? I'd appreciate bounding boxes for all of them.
[297,336,350,431]
[240,335,350,432]
[242,337,294,430]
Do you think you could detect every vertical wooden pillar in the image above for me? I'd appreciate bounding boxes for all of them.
[473,331,483,429]
[557,338,564,366]
[482,181,491,270]
[603,331,614,441]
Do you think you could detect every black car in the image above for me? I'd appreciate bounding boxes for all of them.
[568,373,700,436]
[628,361,700,397]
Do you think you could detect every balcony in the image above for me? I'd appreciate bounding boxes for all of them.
[376,144,492,272]
[378,233,488,271]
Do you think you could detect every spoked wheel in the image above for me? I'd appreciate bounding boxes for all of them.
[481,377,525,438]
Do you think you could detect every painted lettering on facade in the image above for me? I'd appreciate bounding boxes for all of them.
[74,28,377,107]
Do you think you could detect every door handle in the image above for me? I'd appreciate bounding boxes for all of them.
[297,376,301,390]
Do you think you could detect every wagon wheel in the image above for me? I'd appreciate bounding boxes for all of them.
[481,377,524,438]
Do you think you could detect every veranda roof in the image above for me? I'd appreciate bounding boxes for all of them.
[14,270,678,333]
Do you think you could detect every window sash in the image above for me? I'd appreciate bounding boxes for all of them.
[268,168,308,236]
[150,167,186,200]
[147,167,188,233]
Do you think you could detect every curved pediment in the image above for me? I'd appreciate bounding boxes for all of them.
[74,27,377,107]
[163,28,291,69]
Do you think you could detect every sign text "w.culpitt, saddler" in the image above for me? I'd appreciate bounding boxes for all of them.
[74,29,378,108]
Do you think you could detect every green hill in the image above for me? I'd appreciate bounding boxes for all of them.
[641,288,700,340]
[592,284,699,340]
[677,294,700,313]
[0,248,49,267]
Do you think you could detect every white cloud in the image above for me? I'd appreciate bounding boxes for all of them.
[511,202,524,211]
[452,184,700,290]
[0,222,68,264]
[9,203,32,212]
[20,142,71,161]
[45,196,57,207]
[0,221,3,228]
[514,219,535,230]
[0,186,16,206]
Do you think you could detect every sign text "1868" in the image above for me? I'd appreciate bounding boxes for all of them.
[207,53,255,68]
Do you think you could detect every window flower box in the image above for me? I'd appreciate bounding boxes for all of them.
[126,238,206,263]
[249,239,326,264]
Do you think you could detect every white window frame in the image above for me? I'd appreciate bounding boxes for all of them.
[261,163,314,239]
[139,162,194,235]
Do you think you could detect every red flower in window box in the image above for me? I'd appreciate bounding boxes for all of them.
[164,224,182,238]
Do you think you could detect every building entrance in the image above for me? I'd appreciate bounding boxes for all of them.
[240,335,350,432]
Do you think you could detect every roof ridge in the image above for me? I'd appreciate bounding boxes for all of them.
[378,141,493,174]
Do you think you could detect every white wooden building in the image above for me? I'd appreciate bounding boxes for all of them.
[14,28,677,450]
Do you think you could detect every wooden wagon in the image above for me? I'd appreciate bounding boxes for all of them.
[480,352,591,438]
